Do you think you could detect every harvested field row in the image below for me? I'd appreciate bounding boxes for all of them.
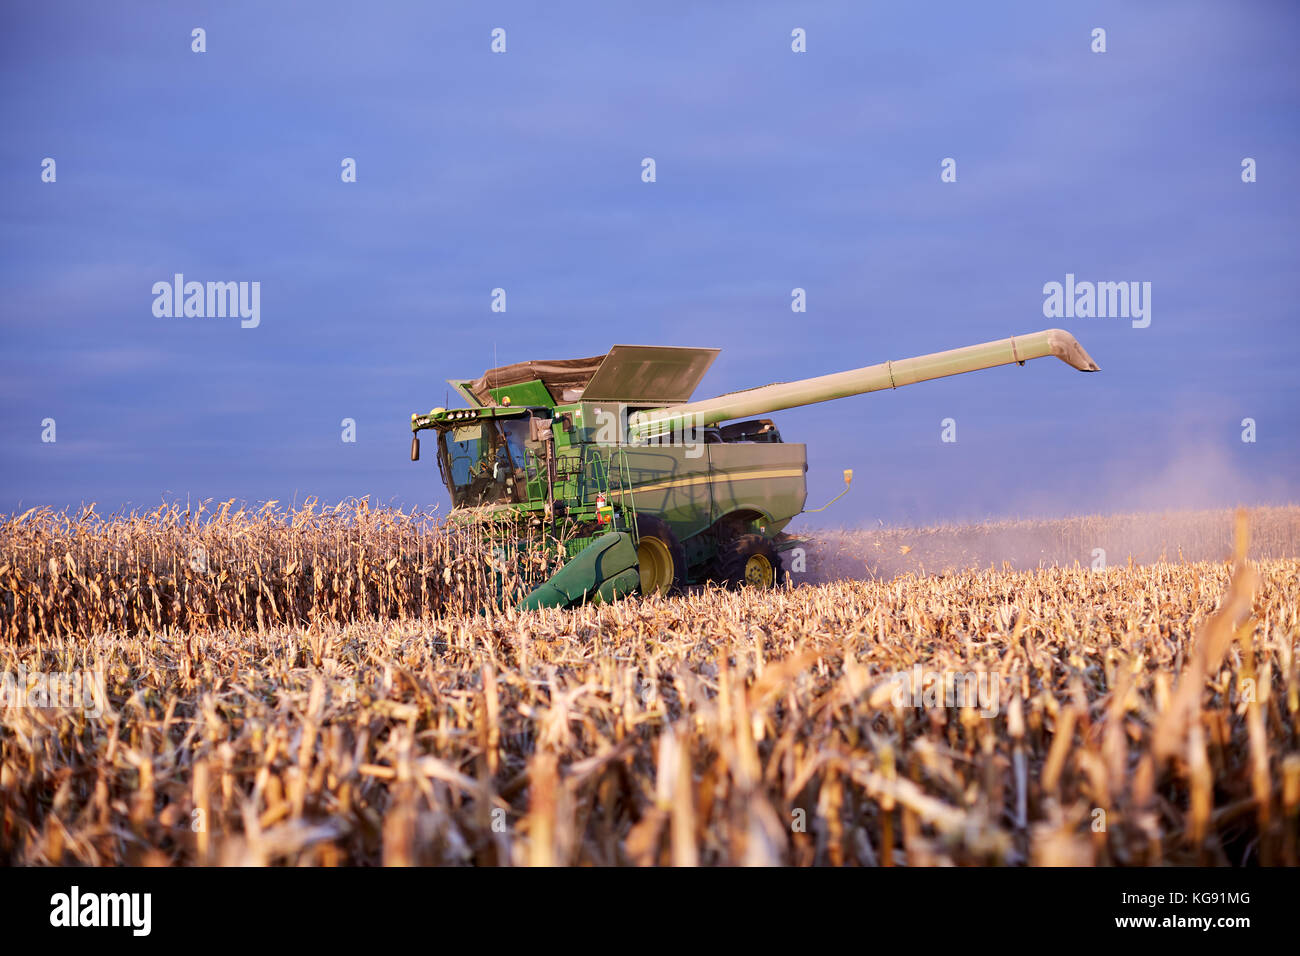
[3,536,1296,865]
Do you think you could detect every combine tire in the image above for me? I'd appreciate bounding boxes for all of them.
[711,534,782,590]
[634,515,686,596]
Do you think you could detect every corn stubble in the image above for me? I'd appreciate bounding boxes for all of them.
[1,505,1298,866]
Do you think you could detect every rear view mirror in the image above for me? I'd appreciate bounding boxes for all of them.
[410,436,420,461]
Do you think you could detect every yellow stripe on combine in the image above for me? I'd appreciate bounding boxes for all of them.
[609,468,805,496]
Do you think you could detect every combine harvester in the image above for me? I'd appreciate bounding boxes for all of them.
[409,329,1099,609]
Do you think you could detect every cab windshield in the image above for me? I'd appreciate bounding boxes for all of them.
[437,418,532,508]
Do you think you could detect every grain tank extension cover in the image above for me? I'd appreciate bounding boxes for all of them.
[581,345,720,404]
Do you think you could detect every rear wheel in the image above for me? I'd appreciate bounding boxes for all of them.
[634,515,686,596]
[711,533,782,590]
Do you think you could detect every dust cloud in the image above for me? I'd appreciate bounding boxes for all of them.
[796,506,1299,585]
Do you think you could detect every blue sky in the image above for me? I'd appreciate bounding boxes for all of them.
[2,1,1297,527]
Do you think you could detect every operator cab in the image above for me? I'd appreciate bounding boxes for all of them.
[437,417,532,507]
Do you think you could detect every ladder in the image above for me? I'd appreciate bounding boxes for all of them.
[583,446,639,544]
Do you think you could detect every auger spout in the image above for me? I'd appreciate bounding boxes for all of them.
[627,328,1098,441]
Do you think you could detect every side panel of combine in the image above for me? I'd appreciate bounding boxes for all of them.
[706,443,807,535]
[616,446,715,544]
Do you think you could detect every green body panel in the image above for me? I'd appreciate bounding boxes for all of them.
[600,442,807,537]
[545,404,807,540]
[702,442,807,535]
[488,378,554,409]
[614,446,712,536]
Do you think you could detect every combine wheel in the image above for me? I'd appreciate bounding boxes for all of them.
[711,533,782,590]
[634,515,686,596]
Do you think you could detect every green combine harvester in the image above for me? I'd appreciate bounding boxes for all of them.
[409,328,1099,610]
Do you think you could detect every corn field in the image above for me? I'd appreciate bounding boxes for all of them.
[0,499,560,641]
[1,504,1297,865]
